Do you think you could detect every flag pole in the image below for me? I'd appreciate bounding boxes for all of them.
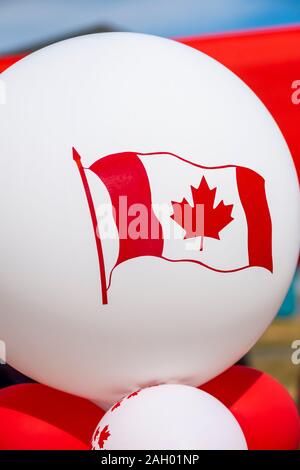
[72,147,108,305]
[200,236,204,251]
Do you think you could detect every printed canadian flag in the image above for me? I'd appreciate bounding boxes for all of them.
[73,149,272,305]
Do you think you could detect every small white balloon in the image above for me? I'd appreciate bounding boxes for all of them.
[91,384,248,450]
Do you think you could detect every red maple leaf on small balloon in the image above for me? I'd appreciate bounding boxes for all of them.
[111,390,141,413]
[127,390,141,399]
[111,400,122,412]
[99,425,111,449]
[171,176,234,251]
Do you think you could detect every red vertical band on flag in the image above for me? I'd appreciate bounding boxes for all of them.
[236,167,273,272]
[89,152,164,267]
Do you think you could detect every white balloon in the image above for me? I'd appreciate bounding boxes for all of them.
[0,33,299,409]
[91,384,248,450]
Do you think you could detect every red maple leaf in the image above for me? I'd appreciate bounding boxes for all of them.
[111,399,123,412]
[111,390,140,414]
[99,425,111,449]
[171,176,234,250]
[127,390,141,399]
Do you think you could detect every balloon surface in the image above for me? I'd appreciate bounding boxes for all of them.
[200,365,300,450]
[0,32,299,408]
[0,383,104,450]
[91,384,247,450]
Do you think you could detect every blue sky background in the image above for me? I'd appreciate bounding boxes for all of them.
[0,0,300,54]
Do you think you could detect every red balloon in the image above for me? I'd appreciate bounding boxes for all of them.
[200,365,300,450]
[0,383,104,449]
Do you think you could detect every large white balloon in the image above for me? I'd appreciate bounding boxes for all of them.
[0,33,299,409]
[91,384,248,450]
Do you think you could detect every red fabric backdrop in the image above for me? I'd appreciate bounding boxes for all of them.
[179,26,300,181]
[1,26,299,179]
